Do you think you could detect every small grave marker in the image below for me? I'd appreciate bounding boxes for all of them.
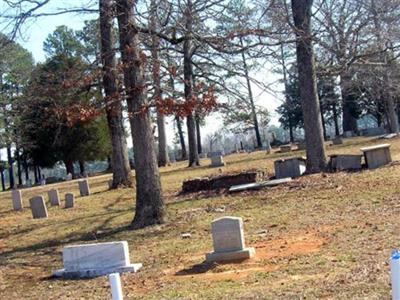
[210,156,226,167]
[48,189,60,206]
[65,193,75,209]
[12,189,23,211]
[29,196,48,219]
[78,179,90,196]
[206,216,255,262]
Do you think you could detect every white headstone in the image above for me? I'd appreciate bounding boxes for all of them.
[206,216,255,262]
[12,189,23,211]
[66,173,73,181]
[48,189,60,206]
[65,193,75,209]
[53,241,142,278]
[29,196,48,219]
[78,179,90,196]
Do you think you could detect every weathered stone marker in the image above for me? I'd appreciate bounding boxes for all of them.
[210,155,226,167]
[29,196,48,219]
[78,179,90,196]
[229,178,292,193]
[332,137,343,145]
[12,189,23,211]
[360,144,392,169]
[65,193,75,209]
[48,188,60,206]
[206,216,255,262]
[274,157,306,179]
[329,154,362,171]
[53,241,142,278]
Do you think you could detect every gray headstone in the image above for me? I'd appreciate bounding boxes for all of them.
[65,193,75,209]
[360,144,392,169]
[48,189,60,206]
[210,155,225,167]
[78,179,90,197]
[206,216,255,262]
[12,190,23,211]
[329,154,362,171]
[274,157,306,179]
[29,196,48,219]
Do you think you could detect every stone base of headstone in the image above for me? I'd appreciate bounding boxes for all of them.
[206,247,255,262]
[360,144,392,169]
[53,241,142,278]
[29,196,48,219]
[65,193,75,209]
[274,157,306,179]
[12,190,23,211]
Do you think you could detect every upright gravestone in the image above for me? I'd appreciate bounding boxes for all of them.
[274,157,306,179]
[53,241,142,278]
[210,156,226,167]
[78,179,90,197]
[48,189,60,206]
[12,189,23,211]
[65,193,75,209]
[29,196,48,219]
[206,216,255,262]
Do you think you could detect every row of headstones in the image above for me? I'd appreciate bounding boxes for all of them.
[54,216,253,278]
[12,179,91,219]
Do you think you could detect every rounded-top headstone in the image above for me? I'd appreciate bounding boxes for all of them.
[211,216,245,252]
[65,193,75,209]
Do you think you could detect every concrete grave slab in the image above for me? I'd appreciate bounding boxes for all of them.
[329,154,362,171]
[48,189,60,206]
[12,189,23,211]
[53,241,142,278]
[229,178,292,193]
[29,196,48,219]
[206,217,255,262]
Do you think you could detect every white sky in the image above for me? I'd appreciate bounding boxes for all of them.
[10,9,283,150]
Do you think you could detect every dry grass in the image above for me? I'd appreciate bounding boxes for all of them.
[1,136,400,299]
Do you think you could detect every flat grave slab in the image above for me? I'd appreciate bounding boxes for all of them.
[54,241,142,278]
[329,154,362,171]
[274,157,306,179]
[229,178,292,193]
[360,143,392,169]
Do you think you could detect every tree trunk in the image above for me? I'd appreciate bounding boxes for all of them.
[289,125,294,143]
[64,160,74,178]
[33,165,39,184]
[320,102,327,140]
[291,0,327,173]
[16,148,22,186]
[184,0,199,167]
[240,38,262,148]
[116,0,166,228]
[176,116,187,159]
[6,145,14,189]
[281,44,294,143]
[332,102,340,136]
[195,115,202,154]
[79,160,85,175]
[149,0,169,167]
[23,157,29,182]
[99,0,133,188]
[384,62,399,134]
[0,169,5,191]
[37,167,42,181]
[340,70,358,133]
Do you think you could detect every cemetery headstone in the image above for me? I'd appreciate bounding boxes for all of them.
[66,173,73,181]
[210,155,226,167]
[29,196,48,219]
[206,216,255,262]
[78,179,91,197]
[48,188,60,206]
[332,136,343,145]
[280,144,292,153]
[274,157,306,179]
[53,241,142,278]
[65,193,75,209]
[360,143,392,169]
[329,154,362,171]
[343,130,354,138]
[12,189,23,211]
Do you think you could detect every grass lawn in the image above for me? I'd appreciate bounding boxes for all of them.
[1,136,400,299]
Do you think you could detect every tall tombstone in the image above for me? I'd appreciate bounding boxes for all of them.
[65,193,75,209]
[12,189,23,211]
[29,196,48,219]
[206,216,255,262]
[48,188,60,206]
[78,179,90,197]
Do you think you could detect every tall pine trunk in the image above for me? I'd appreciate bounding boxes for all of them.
[340,70,358,133]
[176,116,187,159]
[291,0,327,173]
[99,0,133,188]
[184,0,199,167]
[6,145,14,189]
[116,0,166,228]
